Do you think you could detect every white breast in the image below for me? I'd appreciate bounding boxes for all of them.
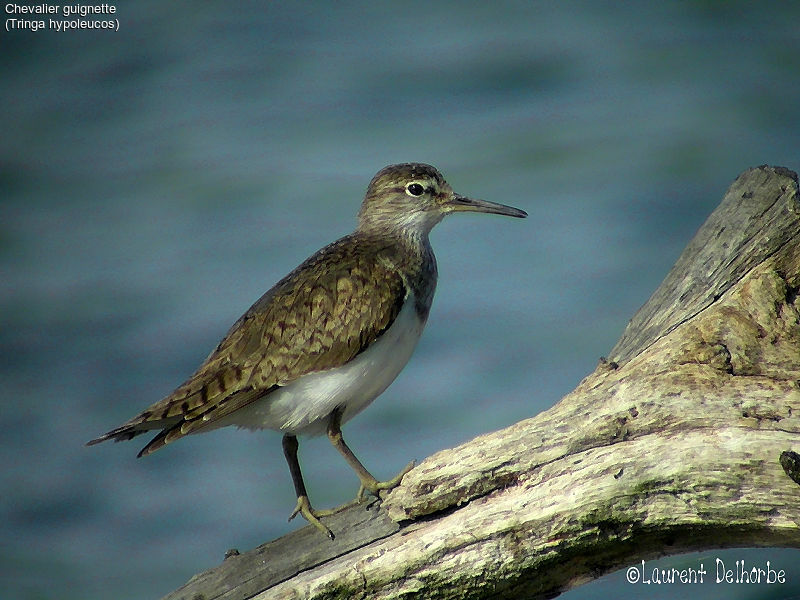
[218,293,425,436]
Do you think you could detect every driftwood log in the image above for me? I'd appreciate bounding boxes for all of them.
[164,165,800,600]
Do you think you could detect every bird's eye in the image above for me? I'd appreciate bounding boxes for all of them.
[406,182,425,197]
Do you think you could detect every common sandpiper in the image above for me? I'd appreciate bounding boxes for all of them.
[88,163,527,539]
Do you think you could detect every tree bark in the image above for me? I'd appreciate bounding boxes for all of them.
[163,165,800,600]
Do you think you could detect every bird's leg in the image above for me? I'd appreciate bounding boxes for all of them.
[281,433,335,540]
[327,408,415,503]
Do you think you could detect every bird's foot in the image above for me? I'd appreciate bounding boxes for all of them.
[355,460,415,502]
[288,495,335,540]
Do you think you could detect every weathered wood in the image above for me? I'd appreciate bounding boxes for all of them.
[608,164,800,364]
[162,502,399,600]
[163,165,800,600]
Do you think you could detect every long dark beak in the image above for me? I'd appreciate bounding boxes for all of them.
[447,194,527,218]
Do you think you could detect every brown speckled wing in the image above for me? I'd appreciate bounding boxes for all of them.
[87,234,407,456]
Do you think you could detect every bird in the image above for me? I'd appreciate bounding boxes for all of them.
[87,162,527,539]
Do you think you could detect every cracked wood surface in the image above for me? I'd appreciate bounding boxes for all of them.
[163,165,800,600]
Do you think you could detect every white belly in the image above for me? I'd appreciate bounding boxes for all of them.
[219,294,425,436]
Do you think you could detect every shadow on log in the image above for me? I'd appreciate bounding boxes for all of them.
[164,165,800,600]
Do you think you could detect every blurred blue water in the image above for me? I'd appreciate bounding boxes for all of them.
[2,2,799,599]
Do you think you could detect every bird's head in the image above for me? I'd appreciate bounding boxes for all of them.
[358,163,527,236]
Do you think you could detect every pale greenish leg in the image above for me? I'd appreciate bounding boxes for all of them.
[282,434,335,540]
[327,408,415,502]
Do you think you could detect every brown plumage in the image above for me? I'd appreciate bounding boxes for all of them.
[87,232,425,456]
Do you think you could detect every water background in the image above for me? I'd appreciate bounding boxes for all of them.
[2,2,799,598]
